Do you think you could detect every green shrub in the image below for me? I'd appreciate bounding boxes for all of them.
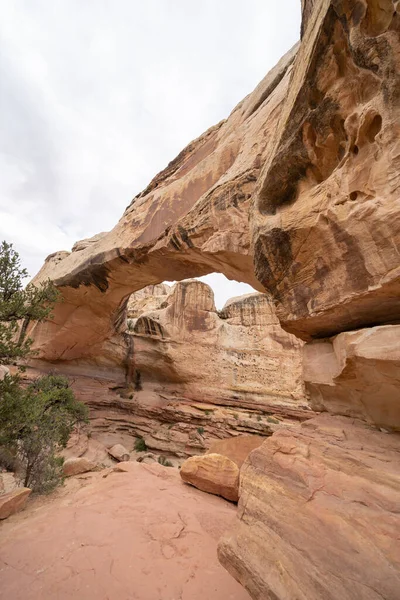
[134,437,147,452]
[197,426,204,435]
[158,455,173,467]
[0,374,88,492]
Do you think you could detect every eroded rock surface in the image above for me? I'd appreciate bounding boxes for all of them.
[252,0,400,341]
[180,435,265,501]
[206,435,265,467]
[129,280,305,411]
[218,415,400,600]
[28,43,298,364]
[218,2,400,597]
[303,324,400,430]
[0,463,249,600]
[107,444,130,462]
[25,281,310,459]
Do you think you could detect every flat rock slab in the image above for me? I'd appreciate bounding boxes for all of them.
[0,488,31,520]
[63,457,96,477]
[218,415,400,600]
[0,462,249,600]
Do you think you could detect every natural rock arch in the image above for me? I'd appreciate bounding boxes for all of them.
[29,44,298,363]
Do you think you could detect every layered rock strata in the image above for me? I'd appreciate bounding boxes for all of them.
[252,0,400,341]
[218,415,400,600]
[28,43,298,364]
[219,1,400,598]
[25,281,310,459]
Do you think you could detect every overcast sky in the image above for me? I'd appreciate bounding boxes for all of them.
[0,0,300,308]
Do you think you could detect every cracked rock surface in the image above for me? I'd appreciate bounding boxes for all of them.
[0,462,249,600]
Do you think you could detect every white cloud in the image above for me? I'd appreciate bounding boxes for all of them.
[0,0,300,299]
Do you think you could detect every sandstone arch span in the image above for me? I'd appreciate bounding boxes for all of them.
[29,44,298,363]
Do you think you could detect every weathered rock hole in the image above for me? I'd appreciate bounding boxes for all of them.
[349,191,358,201]
[366,114,382,142]
[352,145,359,155]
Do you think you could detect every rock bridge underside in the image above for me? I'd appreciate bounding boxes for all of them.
[27,0,400,598]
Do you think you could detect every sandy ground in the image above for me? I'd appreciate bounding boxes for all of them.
[0,462,249,600]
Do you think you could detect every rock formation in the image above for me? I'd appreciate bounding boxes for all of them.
[180,435,265,502]
[180,453,240,502]
[303,324,400,430]
[252,0,400,342]
[63,457,96,477]
[107,444,130,462]
[24,281,309,459]
[128,280,305,410]
[27,43,298,364]
[219,415,400,599]
[0,488,31,520]
[218,1,400,598]
[21,0,400,597]
[0,463,250,599]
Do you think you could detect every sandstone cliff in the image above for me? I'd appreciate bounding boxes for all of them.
[26,281,309,459]
[218,1,400,598]
[24,0,400,597]
[28,43,298,364]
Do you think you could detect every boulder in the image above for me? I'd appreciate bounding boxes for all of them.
[180,453,240,502]
[63,457,96,477]
[218,415,400,599]
[136,452,158,464]
[0,488,31,520]
[107,444,130,462]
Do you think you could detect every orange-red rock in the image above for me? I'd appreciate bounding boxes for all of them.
[218,414,400,600]
[0,462,249,600]
[206,435,265,467]
[252,0,400,342]
[0,488,31,520]
[303,324,400,430]
[63,457,96,477]
[180,453,240,502]
[27,44,298,364]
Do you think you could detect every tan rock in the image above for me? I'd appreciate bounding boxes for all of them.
[27,43,298,364]
[303,324,400,430]
[130,281,305,410]
[207,435,265,467]
[22,280,310,461]
[0,488,31,520]
[107,444,130,462]
[63,457,96,477]
[180,453,240,502]
[251,0,400,342]
[218,414,400,600]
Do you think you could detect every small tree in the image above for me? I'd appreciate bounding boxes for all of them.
[0,241,59,365]
[0,241,88,492]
